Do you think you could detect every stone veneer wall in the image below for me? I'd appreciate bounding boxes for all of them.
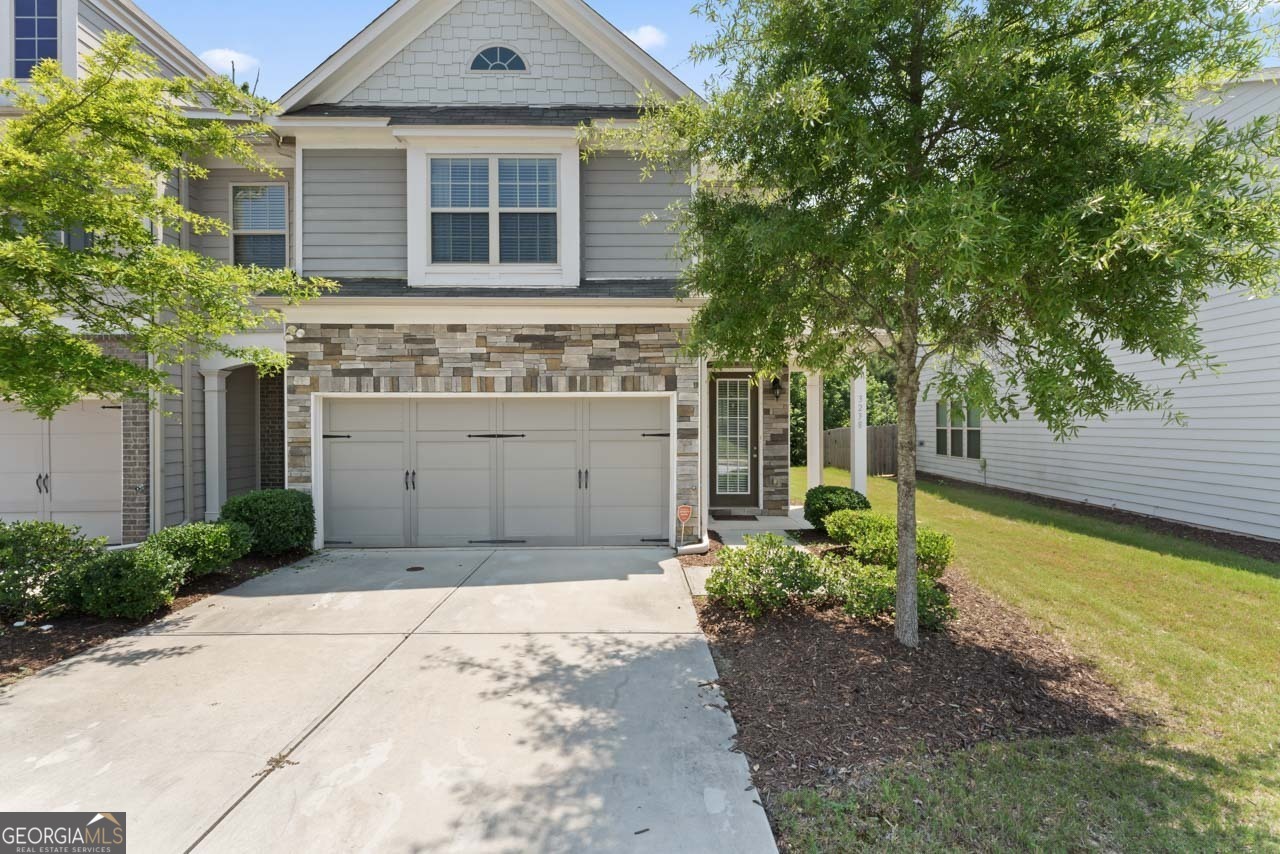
[97,338,150,543]
[258,371,285,490]
[286,324,703,544]
[762,368,791,514]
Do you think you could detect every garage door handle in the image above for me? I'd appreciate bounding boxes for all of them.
[43,474,50,495]
[35,473,43,494]
[411,470,417,490]
[584,469,589,489]
[405,470,410,490]
[577,469,582,489]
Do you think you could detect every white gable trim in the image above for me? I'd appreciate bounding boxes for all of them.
[278,0,692,112]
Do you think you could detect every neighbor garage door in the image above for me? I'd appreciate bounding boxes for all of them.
[0,401,123,543]
[322,397,670,548]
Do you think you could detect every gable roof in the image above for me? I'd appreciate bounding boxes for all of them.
[278,0,693,114]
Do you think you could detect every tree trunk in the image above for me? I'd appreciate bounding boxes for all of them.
[894,363,921,648]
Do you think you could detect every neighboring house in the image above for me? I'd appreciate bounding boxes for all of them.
[0,0,215,545]
[916,76,1280,544]
[7,0,872,550]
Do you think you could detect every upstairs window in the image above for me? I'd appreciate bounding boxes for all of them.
[231,184,287,268]
[936,400,981,459]
[15,0,58,79]
[470,46,526,71]
[429,156,558,265]
[498,158,557,263]
[430,158,490,263]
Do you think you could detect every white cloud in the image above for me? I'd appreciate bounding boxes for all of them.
[200,48,260,78]
[625,25,668,52]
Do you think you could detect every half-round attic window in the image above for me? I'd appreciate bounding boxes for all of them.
[471,46,526,71]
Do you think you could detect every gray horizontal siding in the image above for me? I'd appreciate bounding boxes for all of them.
[581,152,688,279]
[302,149,407,278]
[189,168,295,266]
[78,1,183,80]
[917,290,1280,541]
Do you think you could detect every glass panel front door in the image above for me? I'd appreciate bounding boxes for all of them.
[716,378,752,495]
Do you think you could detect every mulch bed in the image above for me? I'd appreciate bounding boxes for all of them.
[695,571,1132,796]
[678,529,726,568]
[0,549,308,687]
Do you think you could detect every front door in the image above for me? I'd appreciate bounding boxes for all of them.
[709,376,759,509]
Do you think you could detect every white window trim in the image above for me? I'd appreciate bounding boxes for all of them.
[228,182,290,268]
[406,137,581,288]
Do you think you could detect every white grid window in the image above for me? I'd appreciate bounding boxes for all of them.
[231,185,287,268]
[14,0,58,80]
[716,378,751,494]
[428,156,558,266]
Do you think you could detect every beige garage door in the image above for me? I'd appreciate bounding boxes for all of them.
[322,397,670,548]
[0,401,123,543]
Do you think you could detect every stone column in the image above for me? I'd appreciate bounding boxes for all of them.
[201,368,230,521]
[806,371,824,492]
[851,372,868,495]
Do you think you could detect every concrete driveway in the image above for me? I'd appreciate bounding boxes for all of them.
[0,549,776,854]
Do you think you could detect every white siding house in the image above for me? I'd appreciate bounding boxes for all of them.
[918,76,1280,543]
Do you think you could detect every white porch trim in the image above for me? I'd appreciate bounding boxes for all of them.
[851,371,868,495]
[201,368,230,522]
[805,371,824,492]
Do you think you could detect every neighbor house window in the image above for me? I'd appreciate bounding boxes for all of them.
[231,184,287,268]
[470,46,526,71]
[429,156,558,265]
[15,0,58,79]
[936,400,981,459]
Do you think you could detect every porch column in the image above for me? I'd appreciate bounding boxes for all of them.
[201,368,230,521]
[851,371,868,495]
[806,371,824,492]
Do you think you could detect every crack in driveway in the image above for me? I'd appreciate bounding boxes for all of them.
[183,550,497,853]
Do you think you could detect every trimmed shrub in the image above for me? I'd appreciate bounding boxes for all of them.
[803,485,871,532]
[0,521,104,619]
[219,489,314,557]
[79,543,185,620]
[823,510,955,578]
[821,556,956,630]
[705,533,821,618]
[146,521,253,578]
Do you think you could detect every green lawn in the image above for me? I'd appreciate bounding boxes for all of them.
[784,468,1280,851]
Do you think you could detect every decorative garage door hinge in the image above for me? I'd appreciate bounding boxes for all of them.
[641,432,670,437]
[467,433,526,438]
[323,433,352,439]
[468,539,527,544]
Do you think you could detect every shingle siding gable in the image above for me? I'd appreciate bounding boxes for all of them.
[341,0,637,106]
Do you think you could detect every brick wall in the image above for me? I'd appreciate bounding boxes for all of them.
[344,0,636,106]
[258,371,285,490]
[96,338,150,543]
[286,323,703,544]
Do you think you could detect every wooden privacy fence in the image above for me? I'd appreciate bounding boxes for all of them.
[822,425,898,476]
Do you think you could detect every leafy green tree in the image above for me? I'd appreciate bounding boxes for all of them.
[612,0,1280,645]
[0,34,334,418]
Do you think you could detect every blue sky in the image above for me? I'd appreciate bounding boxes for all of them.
[138,0,721,99]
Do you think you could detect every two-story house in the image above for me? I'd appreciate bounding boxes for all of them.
[3,0,814,551]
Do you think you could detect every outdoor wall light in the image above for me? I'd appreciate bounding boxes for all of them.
[771,377,782,400]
